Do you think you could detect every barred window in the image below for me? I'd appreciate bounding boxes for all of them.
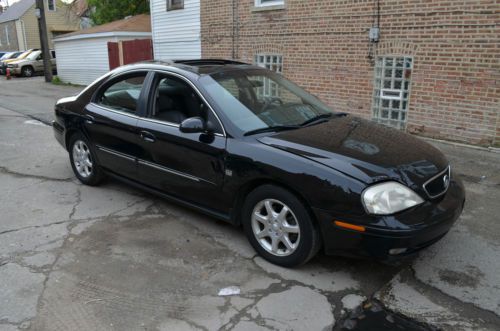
[372,56,413,130]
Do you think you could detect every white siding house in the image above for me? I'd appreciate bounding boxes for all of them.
[54,34,143,85]
[53,15,151,86]
[150,0,201,60]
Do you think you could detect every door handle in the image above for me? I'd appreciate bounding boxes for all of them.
[140,130,156,143]
[83,114,94,124]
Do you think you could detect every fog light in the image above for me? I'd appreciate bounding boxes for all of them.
[389,248,408,255]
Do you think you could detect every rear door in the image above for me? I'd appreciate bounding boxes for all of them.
[83,71,150,180]
[136,72,228,213]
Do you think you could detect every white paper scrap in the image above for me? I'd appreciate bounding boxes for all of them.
[218,286,241,296]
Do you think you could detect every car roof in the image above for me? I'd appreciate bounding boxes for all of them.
[114,59,264,77]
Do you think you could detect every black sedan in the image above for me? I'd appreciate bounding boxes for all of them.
[53,60,465,267]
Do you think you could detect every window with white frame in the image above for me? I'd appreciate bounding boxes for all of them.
[167,0,184,11]
[255,54,283,98]
[372,56,413,130]
[255,0,284,7]
[47,0,56,11]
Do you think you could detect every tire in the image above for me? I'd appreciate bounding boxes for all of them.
[21,66,34,77]
[242,184,321,267]
[68,133,104,186]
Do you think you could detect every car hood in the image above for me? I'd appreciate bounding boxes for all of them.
[257,115,448,188]
[2,58,21,64]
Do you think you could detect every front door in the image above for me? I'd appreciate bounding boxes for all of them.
[136,72,227,213]
[34,54,44,72]
[83,71,150,180]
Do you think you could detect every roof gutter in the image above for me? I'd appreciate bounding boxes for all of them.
[53,31,151,42]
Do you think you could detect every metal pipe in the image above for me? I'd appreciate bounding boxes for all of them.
[231,0,236,59]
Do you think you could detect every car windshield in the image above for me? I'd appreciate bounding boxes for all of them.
[26,51,41,60]
[200,69,334,134]
[16,50,32,59]
[0,53,13,60]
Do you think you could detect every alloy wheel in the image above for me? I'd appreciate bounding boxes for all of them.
[72,140,93,178]
[23,67,33,77]
[251,199,301,256]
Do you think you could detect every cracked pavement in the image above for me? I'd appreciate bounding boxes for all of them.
[0,78,499,330]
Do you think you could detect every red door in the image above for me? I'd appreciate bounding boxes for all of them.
[122,39,153,64]
[108,39,153,70]
[108,42,120,70]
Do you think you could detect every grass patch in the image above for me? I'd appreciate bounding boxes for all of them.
[51,76,83,87]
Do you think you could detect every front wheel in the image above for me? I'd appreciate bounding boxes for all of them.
[242,185,321,267]
[21,66,34,77]
[69,133,104,186]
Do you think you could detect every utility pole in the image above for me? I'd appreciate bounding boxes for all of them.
[35,0,52,82]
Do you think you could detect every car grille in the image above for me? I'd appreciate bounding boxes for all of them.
[423,166,451,198]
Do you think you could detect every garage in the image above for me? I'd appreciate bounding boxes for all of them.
[53,14,152,86]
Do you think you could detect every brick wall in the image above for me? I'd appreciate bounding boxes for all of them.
[200,0,499,146]
[0,21,19,51]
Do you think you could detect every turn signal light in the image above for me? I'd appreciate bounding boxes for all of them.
[334,221,366,232]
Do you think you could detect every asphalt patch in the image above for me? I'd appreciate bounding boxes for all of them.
[340,300,435,331]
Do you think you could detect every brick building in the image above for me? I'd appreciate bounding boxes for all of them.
[198,0,499,146]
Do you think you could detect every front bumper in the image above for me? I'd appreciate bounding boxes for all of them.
[53,120,66,149]
[314,178,465,260]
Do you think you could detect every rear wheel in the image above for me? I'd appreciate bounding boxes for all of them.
[21,66,34,77]
[242,185,321,267]
[69,133,104,186]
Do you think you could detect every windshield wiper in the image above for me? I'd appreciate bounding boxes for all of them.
[300,112,347,127]
[244,125,299,136]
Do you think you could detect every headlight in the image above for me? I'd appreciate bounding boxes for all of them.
[362,182,424,215]
[8,64,18,68]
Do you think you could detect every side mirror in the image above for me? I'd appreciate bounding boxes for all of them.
[179,117,206,134]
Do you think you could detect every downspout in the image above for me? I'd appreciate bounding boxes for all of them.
[149,0,156,59]
[231,0,235,59]
[235,0,239,59]
[21,19,28,50]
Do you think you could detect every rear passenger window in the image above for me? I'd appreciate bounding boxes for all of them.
[97,73,146,114]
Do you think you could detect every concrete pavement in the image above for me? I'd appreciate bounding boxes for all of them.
[0,77,82,124]
[0,77,499,330]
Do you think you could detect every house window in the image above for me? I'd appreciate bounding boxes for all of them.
[372,56,413,130]
[47,0,56,11]
[167,0,184,11]
[255,0,284,7]
[255,54,283,98]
